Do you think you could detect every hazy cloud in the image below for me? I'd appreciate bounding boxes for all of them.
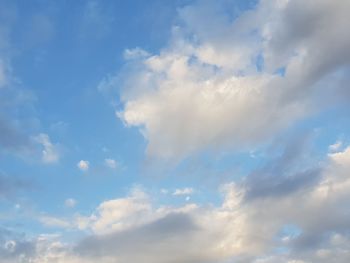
[34,133,60,164]
[104,158,117,169]
[65,198,77,208]
[173,187,194,196]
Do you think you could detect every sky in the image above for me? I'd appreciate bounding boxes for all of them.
[0,0,350,262]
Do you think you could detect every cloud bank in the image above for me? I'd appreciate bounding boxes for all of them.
[3,144,350,262]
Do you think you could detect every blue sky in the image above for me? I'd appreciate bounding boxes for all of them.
[1,0,350,262]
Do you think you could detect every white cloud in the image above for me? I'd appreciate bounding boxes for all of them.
[329,140,343,153]
[77,160,89,171]
[25,144,350,263]
[3,1,350,262]
[76,186,153,234]
[104,158,117,169]
[329,145,350,167]
[107,0,350,160]
[173,187,194,196]
[123,48,150,60]
[34,133,60,164]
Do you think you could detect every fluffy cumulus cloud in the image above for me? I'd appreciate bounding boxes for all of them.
[4,144,350,262]
[105,0,350,160]
[77,160,89,172]
[75,187,154,234]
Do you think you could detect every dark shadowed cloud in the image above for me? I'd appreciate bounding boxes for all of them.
[244,134,322,201]
[75,213,212,263]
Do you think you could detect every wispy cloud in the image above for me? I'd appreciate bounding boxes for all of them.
[104,158,117,169]
[65,198,77,208]
[173,187,194,196]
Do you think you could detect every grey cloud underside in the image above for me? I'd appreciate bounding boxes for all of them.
[36,142,347,263]
[267,0,350,70]
[3,141,350,263]
[0,227,35,262]
[244,167,321,201]
[264,0,350,103]
[244,135,322,201]
[75,213,216,263]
